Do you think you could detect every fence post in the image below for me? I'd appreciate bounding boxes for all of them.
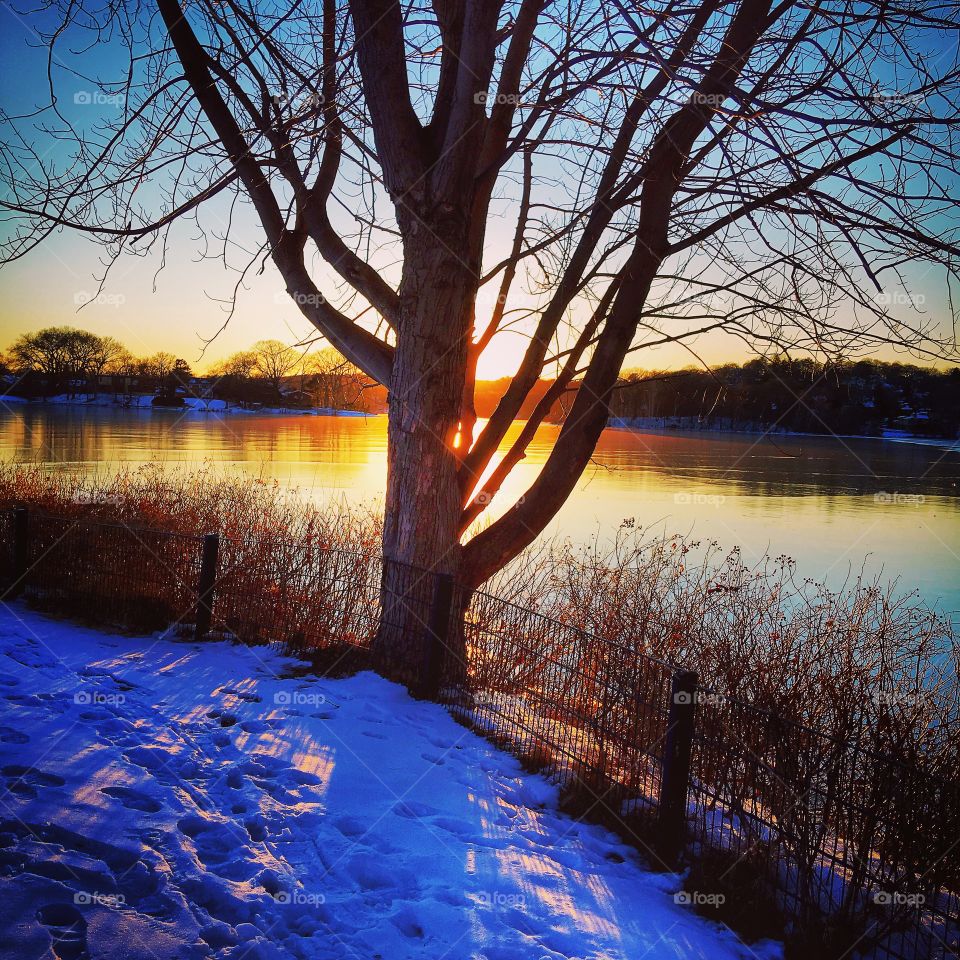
[194,533,220,642]
[5,507,29,600]
[419,572,455,700]
[658,668,698,867]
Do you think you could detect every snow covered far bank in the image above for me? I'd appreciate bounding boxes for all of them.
[0,605,774,960]
[0,392,374,417]
[607,416,960,453]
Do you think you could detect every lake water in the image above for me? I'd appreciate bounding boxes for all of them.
[1,403,957,622]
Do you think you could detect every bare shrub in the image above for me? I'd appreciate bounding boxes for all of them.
[487,523,958,772]
[0,463,382,647]
[0,461,381,551]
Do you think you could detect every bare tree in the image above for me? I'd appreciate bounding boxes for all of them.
[10,328,78,378]
[2,2,959,650]
[85,336,129,377]
[251,339,301,396]
[307,347,367,409]
[104,346,139,378]
[10,327,126,379]
[137,352,179,381]
[211,350,259,379]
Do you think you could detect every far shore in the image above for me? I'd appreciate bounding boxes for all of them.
[607,415,960,452]
[0,391,374,418]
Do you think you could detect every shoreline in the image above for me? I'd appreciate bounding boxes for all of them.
[0,391,374,418]
[606,416,960,453]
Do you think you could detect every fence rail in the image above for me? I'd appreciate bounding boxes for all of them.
[0,506,956,960]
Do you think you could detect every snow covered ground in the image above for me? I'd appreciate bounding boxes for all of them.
[0,605,778,960]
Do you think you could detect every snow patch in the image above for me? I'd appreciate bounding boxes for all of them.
[0,605,774,959]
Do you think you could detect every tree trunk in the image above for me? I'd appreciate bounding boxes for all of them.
[373,238,475,686]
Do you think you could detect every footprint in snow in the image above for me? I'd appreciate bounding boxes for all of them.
[206,710,238,727]
[391,905,426,940]
[77,707,113,722]
[4,692,44,709]
[89,717,134,744]
[121,746,169,772]
[1,765,66,799]
[244,817,268,842]
[177,815,259,881]
[6,649,58,670]
[0,673,19,686]
[216,685,261,702]
[78,667,135,692]
[430,815,476,836]
[332,815,367,839]
[0,725,29,744]
[36,903,89,960]
[234,691,262,703]
[35,692,76,715]
[392,800,438,819]
[100,785,163,813]
[241,753,290,778]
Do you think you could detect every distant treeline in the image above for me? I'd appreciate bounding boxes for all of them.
[1,326,379,411]
[5,328,956,436]
[0,326,579,418]
[608,358,960,438]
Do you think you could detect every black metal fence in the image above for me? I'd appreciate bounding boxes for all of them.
[0,507,956,960]
[687,692,960,958]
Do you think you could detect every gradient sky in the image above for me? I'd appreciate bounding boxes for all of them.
[0,3,955,378]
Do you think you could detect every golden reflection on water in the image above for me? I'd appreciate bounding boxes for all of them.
[1,405,957,617]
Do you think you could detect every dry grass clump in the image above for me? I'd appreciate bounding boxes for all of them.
[0,463,382,646]
[0,461,381,553]
[487,523,958,770]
